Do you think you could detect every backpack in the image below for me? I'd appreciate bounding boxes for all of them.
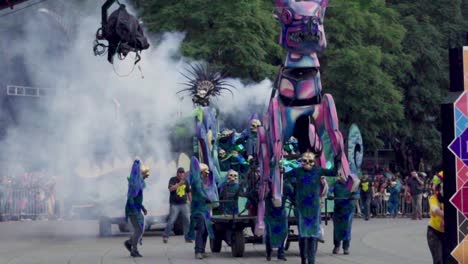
[94,4,149,65]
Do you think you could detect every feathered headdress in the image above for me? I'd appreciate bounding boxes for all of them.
[178,63,234,107]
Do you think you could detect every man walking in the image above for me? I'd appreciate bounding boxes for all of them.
[359,174,372,220]
[408,171,424,220]
[163,167,191,243]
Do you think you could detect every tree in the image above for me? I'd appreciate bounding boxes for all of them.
[388,0,468,171]
[321,0,407,151]
[138,0,283,81]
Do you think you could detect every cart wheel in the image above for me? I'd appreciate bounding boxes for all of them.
[210,233,222,253]
[99,217,112,237]
[285,240,291,251]
[231,230,245,257]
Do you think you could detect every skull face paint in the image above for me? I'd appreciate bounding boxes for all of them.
[219,149,227,159]
[250,119,262,133]
[301,151,316,170]
[227,169,239,183]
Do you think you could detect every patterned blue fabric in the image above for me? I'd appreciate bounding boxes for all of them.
[127,160,145,198]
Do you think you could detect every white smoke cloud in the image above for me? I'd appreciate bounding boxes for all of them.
[0,0,272,218]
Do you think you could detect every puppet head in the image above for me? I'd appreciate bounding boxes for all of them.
[250,119,262,133]
[219,149,227,159]
[227,169,239,183]
[200,163,210,178]
[141,165,150,179]
[178,63,234,107]
[301,151,316,170]
[274,0,329,53]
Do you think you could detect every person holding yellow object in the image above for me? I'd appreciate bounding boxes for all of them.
[163,167,192,243]
[427,171,445,264]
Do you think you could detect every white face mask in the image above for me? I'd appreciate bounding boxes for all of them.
[301,152,316,171]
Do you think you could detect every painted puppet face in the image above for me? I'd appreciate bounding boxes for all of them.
[219,149,227,158]
[250,119,262,133]
[141,165,150,179]
[274,0,328,53]
[301,151,316,170]
[227,170,238,183]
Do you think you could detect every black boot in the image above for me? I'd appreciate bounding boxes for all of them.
[124,240,132,253]
[131,250,142,257]
[299,238,307,264]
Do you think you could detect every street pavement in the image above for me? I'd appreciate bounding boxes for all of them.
[0,218,432,264]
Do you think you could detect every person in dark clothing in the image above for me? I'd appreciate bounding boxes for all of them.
[124,160,150,258]
[163,167,191,243]
[408,171,424,220]
[359,174,372,220]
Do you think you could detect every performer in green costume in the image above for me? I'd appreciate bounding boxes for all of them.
[328,178,358,255]
[218,169,241,215]
[293,151,336,264]
[264,188,288,261]
[186,162,215,259]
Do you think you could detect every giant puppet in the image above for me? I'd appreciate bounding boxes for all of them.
[178,63,235,205]
[255,0,360,236]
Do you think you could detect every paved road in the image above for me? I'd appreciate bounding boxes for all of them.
[0,218,431,264]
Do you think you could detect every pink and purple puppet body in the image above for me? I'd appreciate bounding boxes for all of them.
[255,0,360,236]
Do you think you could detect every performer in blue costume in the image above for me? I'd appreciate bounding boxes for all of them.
[124,160,150,258]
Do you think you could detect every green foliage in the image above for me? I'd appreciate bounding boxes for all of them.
[388,0,467,169]
[322,0,406,150]
[139,0,283,81]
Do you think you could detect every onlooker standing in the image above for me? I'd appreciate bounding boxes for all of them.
[387,180,401,218]
[427,172,445,264]
[359,174,372,220]
[408,171,424,220]
[163,167,191,243]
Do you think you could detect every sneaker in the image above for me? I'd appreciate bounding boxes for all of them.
[185,239,193,243]
[266,255,271,261]
[332,247,339,254]
[131,251,142,257]
[195,253,203,259]
[163,237,168,244]
[124,240,132,253]
[278,255,287,261]
[202,252,209,258]
[343,249,350,255]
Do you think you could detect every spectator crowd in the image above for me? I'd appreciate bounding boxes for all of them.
[0,171,57,221]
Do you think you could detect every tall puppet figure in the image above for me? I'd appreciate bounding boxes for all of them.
[124,160,150,258]
[178,63,233,185]
[255,0,359,239]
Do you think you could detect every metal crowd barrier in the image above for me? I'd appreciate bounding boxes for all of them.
[325,192,431,220]
[360,193,430,218]
[0,187,50,221]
